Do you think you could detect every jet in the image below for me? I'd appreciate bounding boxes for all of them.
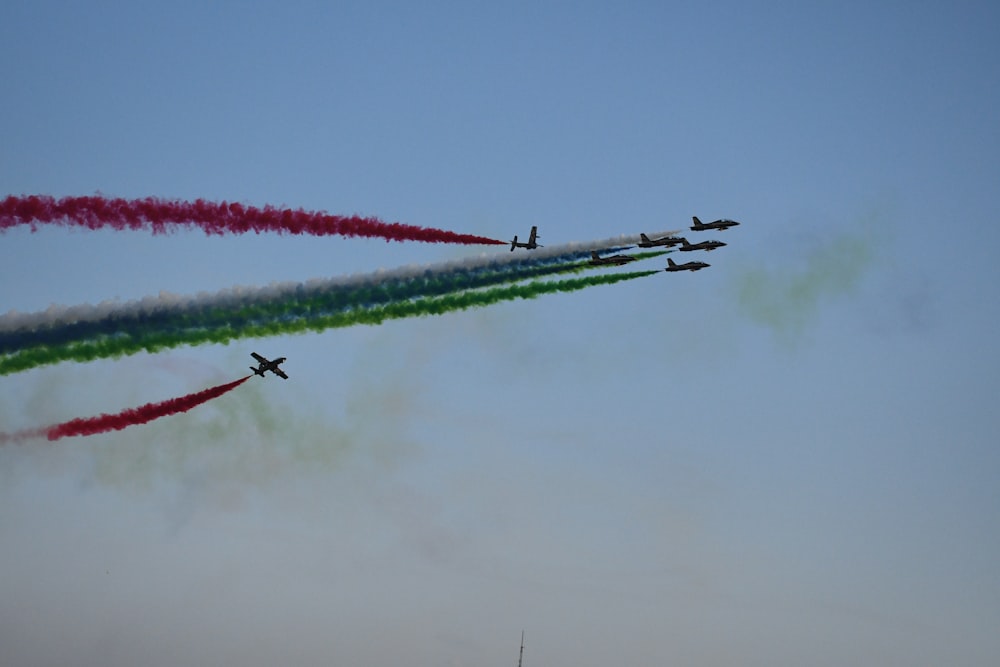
[665,257,709,272]
[678,238,726,252]
[637,232,685,248]
[510,226,541,251]
[588,250,637,266]
[250,352,288,379]
[690,216,740,232]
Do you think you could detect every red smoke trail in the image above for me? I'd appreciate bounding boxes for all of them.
[0,194,505,245]
[0,376,251,444]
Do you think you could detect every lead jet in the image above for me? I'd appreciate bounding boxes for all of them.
[510,226,541,251]
[588,250,637,266]
[250,352,288,379]
[637,232,685,248]
[665,257,709,272]
[678,238,726,252]
[690,216,740,232]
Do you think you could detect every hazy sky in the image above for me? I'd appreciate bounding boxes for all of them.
[1,2,998,665]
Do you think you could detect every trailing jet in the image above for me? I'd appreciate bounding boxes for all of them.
[250,352,288,379]
[510,226,541,251]
[665,257,709,272]
[637,232,685,248]
[588,250,637,266]
[678,238,726,252]
[690,216,740,232]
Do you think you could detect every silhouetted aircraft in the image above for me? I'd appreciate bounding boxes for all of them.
[678,238,726,252]
[510,226,541,251]
[250,352,288,379]
[665,257,709,272]
[588,250,636,266]
[637,232,685,248]
[690,216,739,231]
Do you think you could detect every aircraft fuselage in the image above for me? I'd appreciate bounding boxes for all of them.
[690,217,739,232]
[679,240,725,252]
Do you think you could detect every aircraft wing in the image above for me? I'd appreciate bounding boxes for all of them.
[273,368,289,380]
[251,352,267,363]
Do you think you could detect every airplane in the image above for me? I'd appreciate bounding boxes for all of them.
[678,238,726,252]
[665,257,709,272]
[637,232,685,248]
[588,250,637,266]
[690,216,740,232]
[510,226,541,251]
[250,352,288,379]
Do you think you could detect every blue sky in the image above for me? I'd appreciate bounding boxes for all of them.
[1,2,999,665]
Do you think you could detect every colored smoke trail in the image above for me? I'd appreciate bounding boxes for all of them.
[0,194,504,245]
[0,271,659,375]
[631,249,673,262]
[0,257,590,355]
[735,230,874,338]
[0,376,251,444]
[0,249,664,356]
[0,235,674,336]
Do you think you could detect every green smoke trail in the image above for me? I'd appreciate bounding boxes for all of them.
[735,232,872,338]
[631,250,671,262]
[0,270,658,375]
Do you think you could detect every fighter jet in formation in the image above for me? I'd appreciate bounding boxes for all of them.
[637,232,685,248]
[678,238,726,252]
[690,216,740,232]
[665,257,709,272]
[510,226,541,251]
[250,352,288,379]
[588,250,637,266]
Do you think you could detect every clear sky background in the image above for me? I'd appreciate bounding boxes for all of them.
[1,2,999,665]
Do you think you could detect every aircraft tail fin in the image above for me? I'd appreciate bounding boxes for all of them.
[692,216,702,228]
[510,235,517,251]
[667,257,677,267]
[640,233,651,242]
